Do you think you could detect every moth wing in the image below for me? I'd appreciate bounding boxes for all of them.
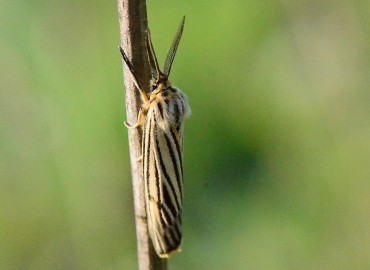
[144,105,183,257]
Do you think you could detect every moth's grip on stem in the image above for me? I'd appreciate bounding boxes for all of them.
[125,110,146,129]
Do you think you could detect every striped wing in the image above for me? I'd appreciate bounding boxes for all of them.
[143,97,184,257]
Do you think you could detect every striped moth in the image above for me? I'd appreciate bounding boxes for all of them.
[119,16,190,258]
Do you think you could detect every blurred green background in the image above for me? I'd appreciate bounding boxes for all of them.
[1,0,369,269]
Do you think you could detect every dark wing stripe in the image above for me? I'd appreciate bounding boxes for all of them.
[172,220,181,242]
[167,219,181,243]
[154,144,161,205]
[157,102,164,119]
[154,118,181,212]
[162,180,178,218]
[164,133,182,201]
[163,232,172,251]
[164,224,180,249]
[165,230,179,249]
[178,212,182,225]
[154,156,169,228]
[170,128,183,181]
[160,202,173,226]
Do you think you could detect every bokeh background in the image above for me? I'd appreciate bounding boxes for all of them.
[1,0,369,269]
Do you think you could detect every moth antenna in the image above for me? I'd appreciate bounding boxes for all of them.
[146,29,161,82]
[163,16,185,78]
[119,47,148,101]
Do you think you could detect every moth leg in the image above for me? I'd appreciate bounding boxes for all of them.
[136,124,146,163]
[124,110,146,129]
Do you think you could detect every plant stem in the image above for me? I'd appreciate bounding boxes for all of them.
[117,0,167,269]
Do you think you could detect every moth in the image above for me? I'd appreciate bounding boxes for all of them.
[119,16,190,258]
